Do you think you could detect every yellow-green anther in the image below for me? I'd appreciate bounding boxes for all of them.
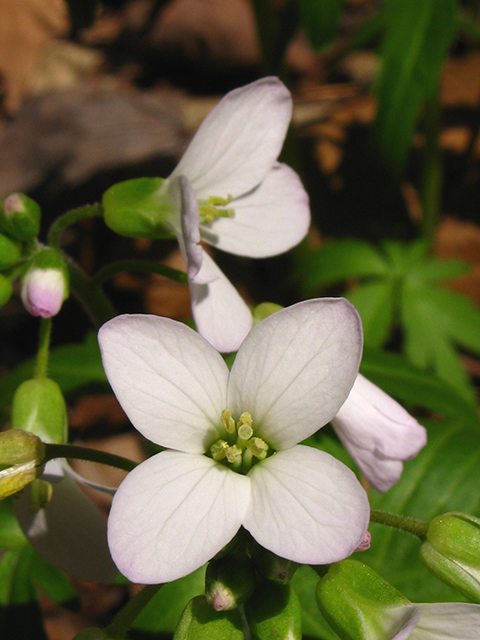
[208,195,233,207]
[199,195,236,226]
[221,409,236,434]
[247,437,269,460]
[226,445,242,467]
[239,412,253,427]
[211,440,229,461]
[30,478,53,512]
[238,424,253,441]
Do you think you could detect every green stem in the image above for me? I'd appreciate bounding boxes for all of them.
[35,318,52,379]
[420,87,442,253]
[64,254,116,328]
[48,204,103,251]
[92,259,188,287]
[105,584,164,639]
[44,443,137,473]
[370,509,428,539]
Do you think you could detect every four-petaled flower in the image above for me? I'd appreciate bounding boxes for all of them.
[161,76,309,352]
[98,298,370,584]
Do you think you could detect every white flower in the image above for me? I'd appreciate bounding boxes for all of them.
[163,76,310,352]
[395,602,480,640]
[21,268,66,318]
[98,298,370,584]
[14,460,117,582]
[331,374,427,492]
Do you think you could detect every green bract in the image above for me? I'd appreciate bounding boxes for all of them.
[0,233,22,270]
[173,596,243,640]
[102,177,176,239]
[11,378,67,444]
[315,559,419,640]
[245,580,302,640]
[0,193,41,241]
[420,512,480,603]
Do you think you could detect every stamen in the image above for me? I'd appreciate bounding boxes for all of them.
[238,423,253,441]
[211,440,229,461]
[199,194,236,226]
[221,409,236,434]
[247,437,269,461]
[226,445,242,470]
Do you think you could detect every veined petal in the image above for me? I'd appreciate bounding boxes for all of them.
[98,315,229,453]
[107,450,251,583]
[243,445,369,565]
[228,298,363,449]
[170,77,292,199]
[200,163,310,258]
[189,251,253,352]
[412,603,480,639]
[14,470,117,582]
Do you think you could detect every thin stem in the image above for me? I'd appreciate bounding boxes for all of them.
[92,259,188,287]
[48,204,103,251]
[420,87,442,252]
[35,318,52,379]
[370,509,428,539]
[64,254,116,328]
[105,584,164,639]
[44,443,137,473]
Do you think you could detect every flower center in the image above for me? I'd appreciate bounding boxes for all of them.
[198,195,235,226]
[209,409,271,474]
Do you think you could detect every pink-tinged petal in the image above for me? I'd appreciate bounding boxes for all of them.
[332,374,427,492]
[107,450,251,584]
[21,269,66,318]
[228,298,363,449]
[14,469,117,582]
[200,163,310,258]
[98,315,229,453]
[243,445,370,565]
[412,603,480,640]
[189,251,253,352]
[170,77,292,199]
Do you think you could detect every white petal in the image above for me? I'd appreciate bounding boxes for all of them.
[228,298,363,449]
[98,314,229,453]
[170,77,292,199]
[189,251,253,352]
[411,603,480,639]
[177,175,203,281]
[332,374,427,492]
[107,450,251,583]
[14,470,117,582]
[201,163,310,258]
[243,445,370,565]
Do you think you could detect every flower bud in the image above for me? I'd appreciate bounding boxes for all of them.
[245,580,302,640]
[0,429,46,499]
[250,542,299,584]
[173,595,243,640]
[0,232,22,269]
[21,248,69,318]
[11,378,67,444]
[0,193,41,241]
[0,273,13,308]
[315,559,419,640]
[420,512,480,603]
[205,551,255,611]
[102,178,175,239]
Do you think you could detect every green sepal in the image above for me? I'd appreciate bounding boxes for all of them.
[250,542,299,584]
[245,580,302,640]
[205,550,255,611]
[0,273,13,308]
[420,512,480,603]
[173,595,243,640]
[0,193,41,241]
[25,247,70,296]
[102,178,176,239]
[315,559,418,640]
[0,233,22,270]
[11,378,67,444]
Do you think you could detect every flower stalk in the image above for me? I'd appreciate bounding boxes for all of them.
[370,509,428,539]
[44,443,137,473]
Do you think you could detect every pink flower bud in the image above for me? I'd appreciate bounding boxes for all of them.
[21,268,67,318]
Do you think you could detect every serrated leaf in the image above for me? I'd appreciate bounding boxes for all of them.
[296,0,344,50]
[297,239,388,293]
[375,0,458,171]
[347,279,396,348]
[0,332,107,414]
[360,348,480,428]
[363,420,480,602]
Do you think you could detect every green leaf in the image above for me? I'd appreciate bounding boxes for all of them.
[296,0,344,50]
[408,258,470,284]
[0,332,107,414]
[363,419,480,602]
[360,348,480,428]
[0,545,36,606]
[297,239,388,294]
[132,565,206,633]
[291,566,340,640]
[0,499,27,549]
[31,552,80,611]
[375,0,459,171]
[347,280,396,348]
